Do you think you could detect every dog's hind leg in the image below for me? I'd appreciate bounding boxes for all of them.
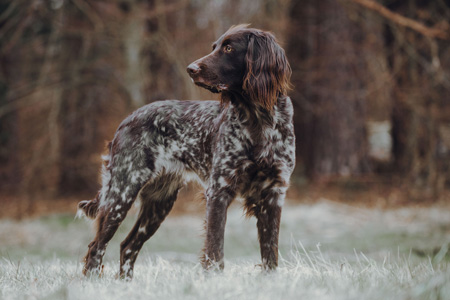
[83,197,135,276]
[118,174,182,280]
[83,169,153,277]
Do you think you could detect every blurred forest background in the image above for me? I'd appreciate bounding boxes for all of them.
[0,0,449,218]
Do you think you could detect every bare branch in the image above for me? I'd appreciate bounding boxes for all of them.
[145,0,190,19]
[0,1,18,24]
[350,0,449,40]
[71,0,104,32]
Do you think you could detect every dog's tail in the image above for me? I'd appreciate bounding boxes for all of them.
[77,195,100,219]
[77,143,113,220]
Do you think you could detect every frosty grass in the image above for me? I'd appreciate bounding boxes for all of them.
[1,201,449,300]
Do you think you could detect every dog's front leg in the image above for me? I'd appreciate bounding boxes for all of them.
[202,187,234,270]
[245,188,285,271]
[256,202,282,271]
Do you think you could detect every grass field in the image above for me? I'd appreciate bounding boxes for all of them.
[1,200,449,300]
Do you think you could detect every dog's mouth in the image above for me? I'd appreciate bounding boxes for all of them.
[195,82,228,93]
[191,78,228,93]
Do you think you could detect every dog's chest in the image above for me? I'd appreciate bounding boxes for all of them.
[211,111,294,191]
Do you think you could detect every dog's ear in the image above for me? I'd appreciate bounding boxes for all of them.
[243,31,292,111]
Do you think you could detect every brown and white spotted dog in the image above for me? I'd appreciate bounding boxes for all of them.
[78,24,295,280]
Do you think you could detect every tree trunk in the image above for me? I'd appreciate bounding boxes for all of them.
[121,1,148,108]
[287,0,370,180]
[387,0,449,199]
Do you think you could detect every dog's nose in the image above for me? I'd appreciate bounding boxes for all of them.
[187,63,201,76]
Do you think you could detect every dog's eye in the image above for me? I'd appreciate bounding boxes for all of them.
[224,45,233,53]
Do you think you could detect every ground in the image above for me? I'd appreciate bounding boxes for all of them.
[0,199,449,300]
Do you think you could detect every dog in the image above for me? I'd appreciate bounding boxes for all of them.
[78,24,295,280]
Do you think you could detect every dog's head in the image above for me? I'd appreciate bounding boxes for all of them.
[187,25,291,110]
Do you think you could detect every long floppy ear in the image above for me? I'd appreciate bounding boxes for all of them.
[243,31,292,111]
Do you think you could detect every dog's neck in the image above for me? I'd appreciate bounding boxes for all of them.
[220,91,274,127]
[220,91,276,147]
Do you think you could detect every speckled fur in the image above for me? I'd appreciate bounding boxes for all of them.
[79,25,295,279]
